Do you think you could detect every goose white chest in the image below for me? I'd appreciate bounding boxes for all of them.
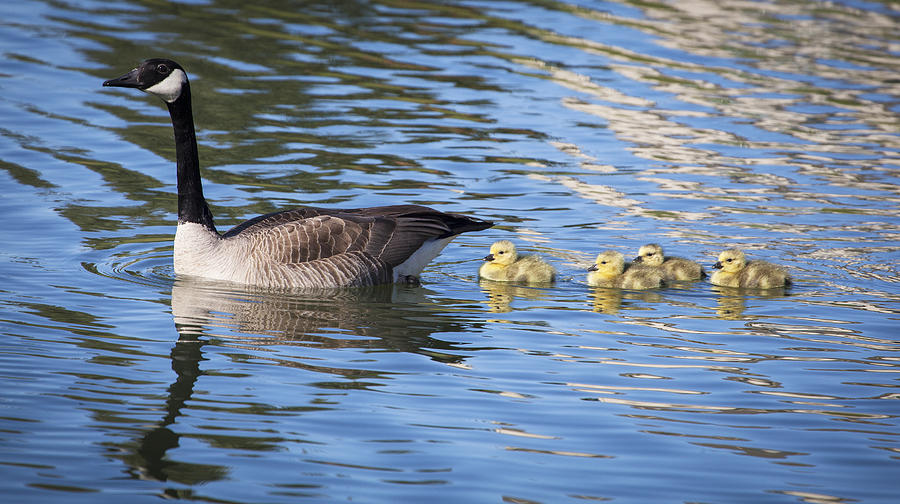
[173,222,240,281]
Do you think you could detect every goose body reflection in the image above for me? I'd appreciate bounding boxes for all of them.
[103,59,492,289]
[478,240,556,284]
[170,279,473,365]
[587,250,665,290]
[711,248,791,289]
[632,243,705,281]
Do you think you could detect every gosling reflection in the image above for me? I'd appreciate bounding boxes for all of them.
[171,278,475,364]
[589,287,624,314]
[479,279,552,313]
[589,287,663,314]
[713,285,790,319]
[715,290,747,319]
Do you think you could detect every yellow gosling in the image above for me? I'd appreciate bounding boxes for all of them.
[478,240,556,284]
[633,243,705,281]
[587,250,665,290]
[586,250,625,288]
[711,248,791,289]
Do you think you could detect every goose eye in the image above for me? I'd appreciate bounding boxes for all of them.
[497,251,504,254]
[157,64,169,74]
[726,258,733,262]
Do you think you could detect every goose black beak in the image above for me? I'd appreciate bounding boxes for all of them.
[587,264,598,272]
[713,261,723,269]
[483,254,494,262]
[632,256,643,263]
[103,67,142,89]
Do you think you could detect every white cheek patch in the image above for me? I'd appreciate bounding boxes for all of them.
[144,69,187,103]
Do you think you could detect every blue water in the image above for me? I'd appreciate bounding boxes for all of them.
[2,0,899,502]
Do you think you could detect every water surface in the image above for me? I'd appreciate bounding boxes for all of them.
[1,0,899,502]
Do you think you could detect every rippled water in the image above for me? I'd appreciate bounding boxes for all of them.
[2,0,899,502]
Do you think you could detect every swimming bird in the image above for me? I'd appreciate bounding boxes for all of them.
[478,240,556,284]
[103,58,492,288]
[632,243,705,281]
[710,248,791,289]
[587,250,665,289]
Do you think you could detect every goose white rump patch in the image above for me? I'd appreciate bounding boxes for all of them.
[393,236,454,281]
[145,69,187,103]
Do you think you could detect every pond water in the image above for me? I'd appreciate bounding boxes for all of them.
[1,0,899,502]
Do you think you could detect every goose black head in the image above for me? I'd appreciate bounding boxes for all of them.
[103,58,188,103]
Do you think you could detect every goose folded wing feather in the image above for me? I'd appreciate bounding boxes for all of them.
[241,213,374,264]
[367,216,454,266]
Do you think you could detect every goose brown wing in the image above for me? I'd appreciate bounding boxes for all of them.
[365,215,454,266]
[244,214,371,264]
[224,209,458,268]
[223,207,337,238]
[348,205,494,238]
[223,205,492,267]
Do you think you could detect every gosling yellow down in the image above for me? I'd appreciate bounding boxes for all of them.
[587,250,665,289]
[479,240,556,284]
[711,248,791,289]
[632,243,705,281]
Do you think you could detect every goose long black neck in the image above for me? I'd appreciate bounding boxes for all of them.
[167,84,216,232]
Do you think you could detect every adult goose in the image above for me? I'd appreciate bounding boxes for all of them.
[103,58,492,288]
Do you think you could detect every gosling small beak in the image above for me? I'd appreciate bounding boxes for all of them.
[713,261,723,269]
[103,67,143,89]
[483,254,494,262]
[587,264,598,272]
[632,256,643,263]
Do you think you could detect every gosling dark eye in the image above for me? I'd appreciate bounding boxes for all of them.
[157,64,169,74]
[498,251,504,255]
[726,258,733,262]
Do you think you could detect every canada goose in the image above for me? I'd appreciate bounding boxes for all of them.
[587,250,665,289]
[478,240,556,283]
[632,243,705,281]
[103,58,491,288]
[711,248,791,289]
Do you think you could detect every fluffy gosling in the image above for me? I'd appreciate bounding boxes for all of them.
[479,240,556,284]
[711,248,791,289]
[587,250,665,290]
[633,243,705,281]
